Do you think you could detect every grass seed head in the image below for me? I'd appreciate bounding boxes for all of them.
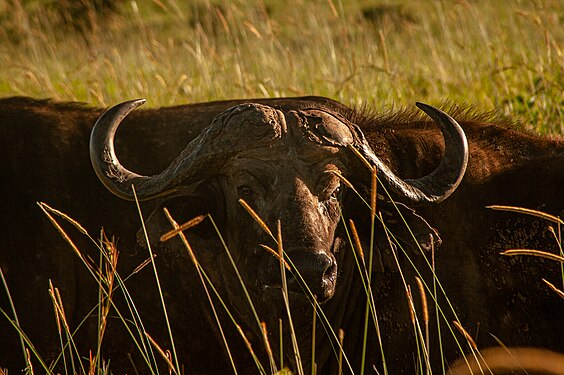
[239,198,275,240]
[542,278,564,299]
[415,276,429,324]
[453,320,478,350]
[348,219,364,262]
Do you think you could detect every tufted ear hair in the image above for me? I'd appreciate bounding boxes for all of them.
[136,187,224,258]
[376,201,441,272]
[381,201,441,250]
[346,198,441,274]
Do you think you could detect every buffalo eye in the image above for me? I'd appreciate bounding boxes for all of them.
[237,185,254,199]
[329,184,341,201]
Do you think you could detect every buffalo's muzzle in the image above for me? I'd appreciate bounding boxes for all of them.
[287,251,337,302]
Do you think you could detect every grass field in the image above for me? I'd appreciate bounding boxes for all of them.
[1,1,564,374]
[0,0,562,133]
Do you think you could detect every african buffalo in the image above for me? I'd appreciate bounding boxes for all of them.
[1,96,562,374]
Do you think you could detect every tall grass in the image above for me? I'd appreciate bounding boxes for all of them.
[2,157,562,374]
[0,0,562,133]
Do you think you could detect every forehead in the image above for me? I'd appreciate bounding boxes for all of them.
[218,102,354,156]
[214,103,356,178]
[226,144,342,176]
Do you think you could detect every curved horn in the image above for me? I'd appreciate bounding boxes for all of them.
[358,103,468,203]
[91,100,287,201]
[90,99,179,201]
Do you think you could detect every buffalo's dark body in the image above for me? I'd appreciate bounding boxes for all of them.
[0,96,562,373]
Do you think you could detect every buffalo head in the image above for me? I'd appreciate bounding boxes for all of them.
[89,99,468,339]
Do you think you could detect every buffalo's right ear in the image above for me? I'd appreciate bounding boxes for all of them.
[136,192,223,255]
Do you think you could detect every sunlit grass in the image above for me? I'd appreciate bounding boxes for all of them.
[1,1,563,374]
[0,0,562,133]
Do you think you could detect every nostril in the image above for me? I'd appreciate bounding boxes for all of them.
[323,261,337,282]
[284,251,337,300]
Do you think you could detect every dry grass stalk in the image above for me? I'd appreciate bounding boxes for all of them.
[144,332,179,375]
[547,225,563,248]
[38,202,98,277]
[260,244,291,271]
[329,170,364,200]
[260,322,277,374]
[378,28,390,74]
[277,220,284,265]
[338,329,344,375]
[25,348,34,375]
[97,236,119,355]
[328,170,354,191]
[37,202,88,235]
[500,249,564,263]
[132,254,156,275]
[348,145,374,172]
[48,284,71,335]
[49,282,80,373]
[415,276,431,375]
[487,205,564,225]
[236,324,255,358]
[160,215,206,242]
[163,208,198,266]
[48,281,62,335]
[542,278,564,299]
[406,286,416,325]
[453,321,478,350]
[166,350,174,375]
[348,219,364,262]
[239,198,275,240]
[88,351,95,375]
[277,220,304,375]
[311,297,317,375]
[371,167,377,219]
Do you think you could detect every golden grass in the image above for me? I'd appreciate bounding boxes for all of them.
[239,198,275,240]
[1,0,562,133]
[452,321,478,351]
[487,205,564,225]
[348,219,364,262]
[500,249,564,263]
[159,214,206,242]
[145,332,178,375]
[370,167,377,219]
[415,276,429,326]
[260,244,292,271]
[542,278,564,300]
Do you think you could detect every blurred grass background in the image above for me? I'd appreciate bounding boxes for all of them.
[0,0,562,133]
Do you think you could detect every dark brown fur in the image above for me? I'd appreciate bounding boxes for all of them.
[1,96,562,374]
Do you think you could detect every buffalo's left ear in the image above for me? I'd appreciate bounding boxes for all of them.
[391,202,441,252]
[376,201,441,269]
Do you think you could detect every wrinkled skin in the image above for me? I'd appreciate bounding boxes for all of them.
[1,96,563,374]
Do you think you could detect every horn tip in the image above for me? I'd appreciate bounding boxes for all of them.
[131,98,147,107]
[415,101,433,112]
